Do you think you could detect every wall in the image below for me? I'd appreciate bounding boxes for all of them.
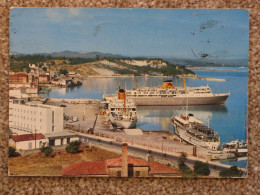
[15,139,48,150]
[9,102,63,134]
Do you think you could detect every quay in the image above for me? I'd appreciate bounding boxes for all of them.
[44,99,246,176]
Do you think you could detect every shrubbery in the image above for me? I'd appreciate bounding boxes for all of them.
[66,141,81,154]
[41,143,53,157]
[8,147,20,157]
[178,153,194,177]
[219,166,243,178]
[194,161,210,176]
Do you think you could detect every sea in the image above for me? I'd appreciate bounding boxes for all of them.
[41,66,248,168]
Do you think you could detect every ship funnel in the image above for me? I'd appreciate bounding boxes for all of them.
[161,80,174,89]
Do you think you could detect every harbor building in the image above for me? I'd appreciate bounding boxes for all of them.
[9,98,79,149]
[9,133,48,150]
[62,143,182,177]
[9,99,63,134]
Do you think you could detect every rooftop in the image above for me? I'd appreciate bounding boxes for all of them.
[62,161,108,176]
[10,133,46,142]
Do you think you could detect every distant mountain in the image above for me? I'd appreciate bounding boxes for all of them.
[14,51,248,67]
[33,51,123,59]
[165,57,248,67]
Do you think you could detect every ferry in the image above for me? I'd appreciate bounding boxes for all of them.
[171,113,220,151]
[105,74,230,106]
[103,80,137,129]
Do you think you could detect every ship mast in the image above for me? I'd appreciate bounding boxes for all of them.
[134,73,138,89]
[118,76,121,92]
[182,70,186,89]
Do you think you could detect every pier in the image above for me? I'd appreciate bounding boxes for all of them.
[44,99,247,176]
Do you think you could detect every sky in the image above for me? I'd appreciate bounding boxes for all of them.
[10,8,249,60]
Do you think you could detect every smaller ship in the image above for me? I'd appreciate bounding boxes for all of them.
[171,113,220,151]
[103,78,137,129]
[221,140,248,157]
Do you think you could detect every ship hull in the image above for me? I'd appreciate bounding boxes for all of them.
[131,94,229,106]
[109,116,137,129]
[173,124,220,150]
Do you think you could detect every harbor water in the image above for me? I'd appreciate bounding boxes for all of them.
[41,67,248,168]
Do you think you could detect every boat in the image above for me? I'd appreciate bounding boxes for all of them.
[171,113,220,151]
[221,101,248,157]
[221,140,248,157]
[105,73,230,106]
[103,79,138,129]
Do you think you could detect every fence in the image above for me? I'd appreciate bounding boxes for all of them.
[66,125,194,156]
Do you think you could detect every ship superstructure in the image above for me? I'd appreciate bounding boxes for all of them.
[171,113,220,150]
[103,79,137,129]
[104,74,230,106]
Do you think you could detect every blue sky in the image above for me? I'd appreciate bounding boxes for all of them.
[10,8,249,59]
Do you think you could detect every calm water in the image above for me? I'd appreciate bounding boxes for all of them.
[41,67,248,168]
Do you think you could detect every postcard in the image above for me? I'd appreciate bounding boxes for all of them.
[8,8,248,178]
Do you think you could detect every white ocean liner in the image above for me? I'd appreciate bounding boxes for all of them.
[171,113,220,151]
[103,88,137,129]
[105,74,230,106]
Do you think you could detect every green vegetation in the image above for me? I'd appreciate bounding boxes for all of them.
[65,140,81,154]
[69,58,96,65]
[219,166,244,178]
[42,67,47,72]
[58,69,68,76]
[10,54,195,76]
[41,144,53,157]
[178,153,194,177]
[193,161,210,176]
[8,147,20,157]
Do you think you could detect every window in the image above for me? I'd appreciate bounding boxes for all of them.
[117,171,121,177]
[49,139,55,146]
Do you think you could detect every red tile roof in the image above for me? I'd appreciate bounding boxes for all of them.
[149,161,181,174]
[10,73,28,77]
[10,133,46,142]
[62,161,108,176]
[106,156,149,167]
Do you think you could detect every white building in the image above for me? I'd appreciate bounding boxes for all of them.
[9,133,48,150]
[9,99,64,135]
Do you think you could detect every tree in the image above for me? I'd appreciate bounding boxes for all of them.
[194,161,210,176]
[42,67,47,72]
[8,147,20,157]
[43,147,53,157]
[220,166,244,178]
[59,69,68,76]
[66,140,81,154]
[178,153,194,177]
[41,143,53,157]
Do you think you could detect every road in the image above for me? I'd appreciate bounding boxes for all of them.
[78,133,240,174]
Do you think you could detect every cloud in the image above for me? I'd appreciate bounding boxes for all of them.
[45,9,65,23]
[69,8,80,17]
[45,8,81,23]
